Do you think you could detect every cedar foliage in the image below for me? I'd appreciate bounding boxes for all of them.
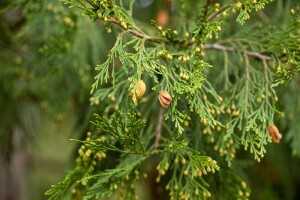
[1,0,300,199]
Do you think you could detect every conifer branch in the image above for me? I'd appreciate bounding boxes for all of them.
[7,0,299,199]
[263,58,268,81]
[203,43,272,61]
[106,16,166,44]
[103,15,274,63]
[106,16,274,62]
[207,4,231,21]
[244,51,250,80]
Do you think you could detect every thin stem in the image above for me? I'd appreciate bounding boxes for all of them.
[207,4,231,21]
[154,107,165,149]
[262,59,268,82]
[246,51,272,61]
[223,50,229,90]
[204,43,272,61]
[244,51,249,80]
[244,80,249,118]
[107,16,166,43]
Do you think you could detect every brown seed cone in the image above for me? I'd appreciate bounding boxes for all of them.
[135,80,146,99]
[267,124,282,143]
[158,91,172,108]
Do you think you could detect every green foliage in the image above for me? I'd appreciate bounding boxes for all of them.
[160,149,220,200]
[45,168,83,200]
[235,0,274,24]
[2,0,298,199]
[216,165,251,199]
[46,105,221,199]
[0,0,102,160]
[43,0,300,199]
[88,108,147,154]
[279,76,300,156]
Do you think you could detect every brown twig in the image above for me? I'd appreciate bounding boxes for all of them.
[154,107,165,149]
[262,58,268,81]
[104,14,273,63]
[204,43,272,61]
[88,0,273,63]
[107,16,167,44]
[205,44,272,81]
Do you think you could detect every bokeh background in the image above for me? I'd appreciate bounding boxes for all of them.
[0,0,300,199]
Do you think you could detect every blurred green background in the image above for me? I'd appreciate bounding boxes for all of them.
[0,0,300,200]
